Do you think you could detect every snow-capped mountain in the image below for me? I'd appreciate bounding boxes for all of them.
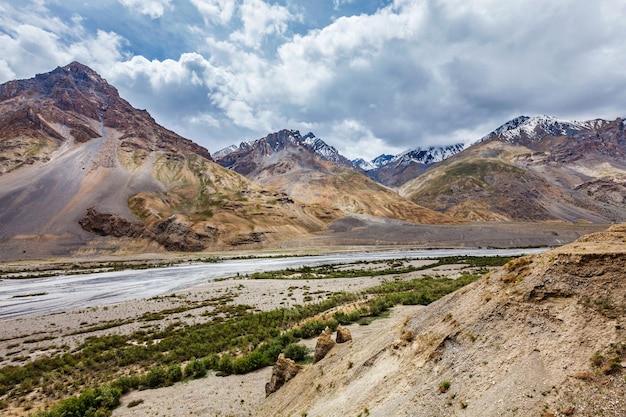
[352,154,395,171]
[371,154,394,167]
[212,144,239,160]
[300,132,354,166]
[481,115,610,143]
[365,144,467,186]
[391,144,467,166]
[217,130,354,171]
[214,129,452,225]
[352,158,376,171]
[400,114,626,223]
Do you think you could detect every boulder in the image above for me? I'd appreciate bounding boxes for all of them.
[335,325,352,343]
[265,354,301,396]
[313,327,336,363]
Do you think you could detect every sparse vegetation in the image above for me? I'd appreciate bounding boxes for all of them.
[439,380,451,393]
[0,258,485,415]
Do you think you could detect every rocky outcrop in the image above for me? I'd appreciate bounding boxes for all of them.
[335,326,352,343]
[265,354,301,396]
[313,327,336,363]
[79,207,144,238]
[79,208,217,252]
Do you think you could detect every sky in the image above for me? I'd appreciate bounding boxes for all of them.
[1,0,626,161]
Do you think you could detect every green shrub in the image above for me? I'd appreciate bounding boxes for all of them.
[184,357,206,379]
[142,366,167,388]
[32,386,121,417]
[283,343,308,362]
[166,364,182,383]
[217,354,234,375]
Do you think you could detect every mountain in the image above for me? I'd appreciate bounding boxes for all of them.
[400,115,626,222]
[0,63,339,260]
[351,157,376,171]
[260,225,626,416]
[352,154,394,171]
[211,144,239,160]
[218,130,355,173]
[216,130,454,225]
[368,144,467,186]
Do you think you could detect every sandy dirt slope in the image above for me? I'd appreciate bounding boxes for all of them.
[260,225,626,417]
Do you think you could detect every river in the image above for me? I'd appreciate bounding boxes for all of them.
[0,248,545,319]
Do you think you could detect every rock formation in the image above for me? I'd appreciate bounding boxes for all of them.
[313,327,336,363]
[265,354,301,396]
[335,326,352,343]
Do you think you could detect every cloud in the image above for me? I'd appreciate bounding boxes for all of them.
[3,0,626,162]
[229,0,297,49]
[190,0,237,25]
[326,119,404,160]
[118,0,172,18]
[333,0,356,11]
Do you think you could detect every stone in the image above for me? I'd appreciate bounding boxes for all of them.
[265,354,301,396]
[335,325,352,343]
[313,327,336,363]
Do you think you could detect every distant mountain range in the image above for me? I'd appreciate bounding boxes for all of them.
[214,129,452,225]
[359,144,468,186]
[219,137,468,187]
[400,115,626,222]
[1,62,625,259]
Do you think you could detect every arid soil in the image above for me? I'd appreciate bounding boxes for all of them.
[260,225,626,417]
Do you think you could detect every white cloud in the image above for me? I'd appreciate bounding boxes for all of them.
[118,0,172,18]
[4,0,626,158]
[327,119,403,160]
[0,59,16,81]
[229,0,296,49]
[190,0,237,25]
[333,0,356,11]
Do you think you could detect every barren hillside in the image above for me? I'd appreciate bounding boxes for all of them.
[260,225,626,416]
[0,64,342,260]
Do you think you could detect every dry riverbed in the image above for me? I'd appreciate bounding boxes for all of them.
[0,259,486,416]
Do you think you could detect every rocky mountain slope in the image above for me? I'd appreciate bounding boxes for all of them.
[216,130,454,225]
[0,63,339,260]
[260,224,626,416]
[400,115,626,222]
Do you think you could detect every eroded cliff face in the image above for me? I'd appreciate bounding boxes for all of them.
[260,225,626,417]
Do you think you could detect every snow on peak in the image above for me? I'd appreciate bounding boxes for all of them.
[482,115,600,142]
[352,158,377,171]
[391,143,467,166]
[212,144,239,160]
[371,154,394,167]
[299,132,349,164]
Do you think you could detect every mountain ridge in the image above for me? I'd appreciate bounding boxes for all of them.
[215,129,455,225]
[400,114,626,223]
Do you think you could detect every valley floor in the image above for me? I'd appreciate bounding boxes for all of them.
[0,259,478,416]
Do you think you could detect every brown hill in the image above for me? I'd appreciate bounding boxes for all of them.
[400,115,626,223]
[216,130,454,225]
[0,63,338,260]
[260,224,626,416]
